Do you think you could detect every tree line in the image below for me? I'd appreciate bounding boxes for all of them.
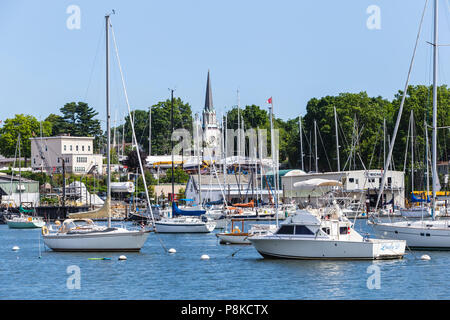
[0,85,448,191]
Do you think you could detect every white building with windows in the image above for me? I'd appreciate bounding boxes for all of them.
[281,169,405,209]
[30,136,103,175]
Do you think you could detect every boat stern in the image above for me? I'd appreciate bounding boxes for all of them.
[370,239,406,259]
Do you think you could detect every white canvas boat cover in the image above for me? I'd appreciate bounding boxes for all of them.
[293,179,342,190]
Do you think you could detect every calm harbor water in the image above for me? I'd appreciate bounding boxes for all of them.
[0,220,448,300]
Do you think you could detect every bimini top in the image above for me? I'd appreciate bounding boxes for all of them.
[293,178,342,190]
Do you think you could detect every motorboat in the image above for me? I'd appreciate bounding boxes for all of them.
[154,215,216,233]
[216,219,277,244]
[42,219,150,252]
[249,203,406,260]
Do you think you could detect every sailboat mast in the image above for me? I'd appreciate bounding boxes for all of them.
[121,116,125,159]
[105,14,111,228]
[171,89,175,207]
[383,118,386,169]
[18,133,22,208]
[314,120,318,173]
[299,116,304,172]
[148,106,152,156]
[425,118,430,201]
[431,0,438,220]
[410,111,414,194]
[224,113,227,205]
[237,89,241,191]
[269,100,279,227]
[196,113,202,206]
[334,107,340,172]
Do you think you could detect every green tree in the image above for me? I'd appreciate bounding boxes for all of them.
[116,98,193,156]
[125,149,147,172]
[0,114,52,166]
[302,92,393,172]
[45,113,65,136]
[59,102,102,137]
[161,166,189,184]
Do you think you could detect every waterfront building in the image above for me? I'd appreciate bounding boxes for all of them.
[281,169,405,209]
[0,173,40,207]
[185,173,281,205]
[30,135,103,175]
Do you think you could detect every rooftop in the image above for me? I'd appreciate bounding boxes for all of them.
[29,136,95,140]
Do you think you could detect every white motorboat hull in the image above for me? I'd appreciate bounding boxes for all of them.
[43,229,150,252]
[370,220,450,249]
[250,236,406,260]
[154,221,215,233]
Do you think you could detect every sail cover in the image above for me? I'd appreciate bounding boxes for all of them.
[411,193,430,203]
[172,202,206,216]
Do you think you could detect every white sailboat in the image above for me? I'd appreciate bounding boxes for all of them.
[43,13,150,252]
[151,77,217,233]
[6,134,45,229]
[370,0,450,249]
[154,216,216,233]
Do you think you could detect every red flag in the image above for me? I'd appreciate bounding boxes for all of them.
[266,97,272,104]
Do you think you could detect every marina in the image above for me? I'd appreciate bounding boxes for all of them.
[0,0,449,305]
[1,219,450,300]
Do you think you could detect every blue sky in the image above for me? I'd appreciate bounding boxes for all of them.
[0,0,449,128]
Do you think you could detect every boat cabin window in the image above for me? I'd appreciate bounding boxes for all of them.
[339,226,350,235]
[276,225,294,235]
[295,225,314,235]
[322,227,330,235]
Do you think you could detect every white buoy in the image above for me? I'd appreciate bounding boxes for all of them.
[201,254,210,260]
[420,254,431,260]
[118,255,127,260]
[12,246,20,251]
[168,248,176,254]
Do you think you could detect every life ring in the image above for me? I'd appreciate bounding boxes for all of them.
[42,226,49,236]
[27,217,32,222]
[232,227,241,234]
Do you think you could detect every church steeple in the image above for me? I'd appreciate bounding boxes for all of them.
[204,70,213,112]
